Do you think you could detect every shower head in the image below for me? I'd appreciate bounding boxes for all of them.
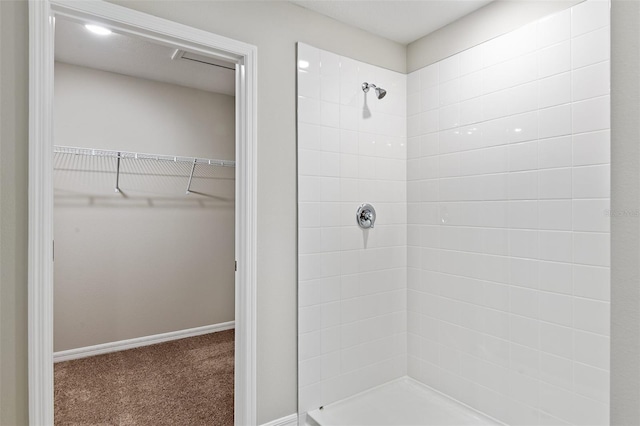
[362,82,387,99]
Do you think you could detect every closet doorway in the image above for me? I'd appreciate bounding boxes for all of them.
[28,1,257,425]
[53,16,238,425]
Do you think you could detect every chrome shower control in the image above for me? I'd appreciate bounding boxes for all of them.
[356,203,376,229]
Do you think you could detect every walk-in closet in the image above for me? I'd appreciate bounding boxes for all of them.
[52,17,237,425]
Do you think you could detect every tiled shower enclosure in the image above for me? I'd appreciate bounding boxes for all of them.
[297,43,409,406]
[297,1,610,424]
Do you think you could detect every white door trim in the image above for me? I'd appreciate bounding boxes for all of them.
[28,1,258,424]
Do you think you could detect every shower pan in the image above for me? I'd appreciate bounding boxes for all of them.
[297,2,611,424]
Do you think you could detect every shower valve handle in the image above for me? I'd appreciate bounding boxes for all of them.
[356,203,376,229]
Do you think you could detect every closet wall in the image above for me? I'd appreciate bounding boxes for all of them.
[54,62,236,352]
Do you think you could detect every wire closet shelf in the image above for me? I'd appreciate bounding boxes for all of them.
[54,145,235,167]
[53,145,235,194]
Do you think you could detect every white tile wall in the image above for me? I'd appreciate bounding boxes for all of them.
[297,43,408,414]
[407,1,610,425]
[298,1,609,423]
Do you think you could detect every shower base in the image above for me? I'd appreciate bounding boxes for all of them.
[305,377,501,426]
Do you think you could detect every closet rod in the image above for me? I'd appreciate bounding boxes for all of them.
[53,145,235,168]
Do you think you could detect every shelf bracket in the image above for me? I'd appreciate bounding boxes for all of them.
[186,158,197,194]
[115,152,121,193]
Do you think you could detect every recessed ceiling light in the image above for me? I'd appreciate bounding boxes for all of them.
[85,24,112,36]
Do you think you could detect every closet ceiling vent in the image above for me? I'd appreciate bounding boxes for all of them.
[171,49,236,71]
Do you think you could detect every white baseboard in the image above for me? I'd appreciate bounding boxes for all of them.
[260,413,298,426]
[54,321,235,363]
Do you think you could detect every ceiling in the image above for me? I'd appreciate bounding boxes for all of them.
[290,0,493,44]
[55,1,493,91]
[55,18,236,96]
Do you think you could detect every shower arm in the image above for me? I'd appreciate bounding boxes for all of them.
[361,82,387,99]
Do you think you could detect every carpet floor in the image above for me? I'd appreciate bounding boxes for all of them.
[54,329,234,425]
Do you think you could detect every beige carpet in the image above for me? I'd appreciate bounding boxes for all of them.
[54,329,234,425]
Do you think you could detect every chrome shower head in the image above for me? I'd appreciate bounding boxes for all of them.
[362,82,387,99]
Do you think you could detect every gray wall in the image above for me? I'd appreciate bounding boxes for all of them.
[0,1,29,425]
[407,0,583,72]
[610,0,640,424]
[53,63,235,352]
[1,0,637,424]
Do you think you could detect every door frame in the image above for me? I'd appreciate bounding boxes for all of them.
[28,1,258,424]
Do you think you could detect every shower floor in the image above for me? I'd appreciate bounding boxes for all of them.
[305,377,501,426]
